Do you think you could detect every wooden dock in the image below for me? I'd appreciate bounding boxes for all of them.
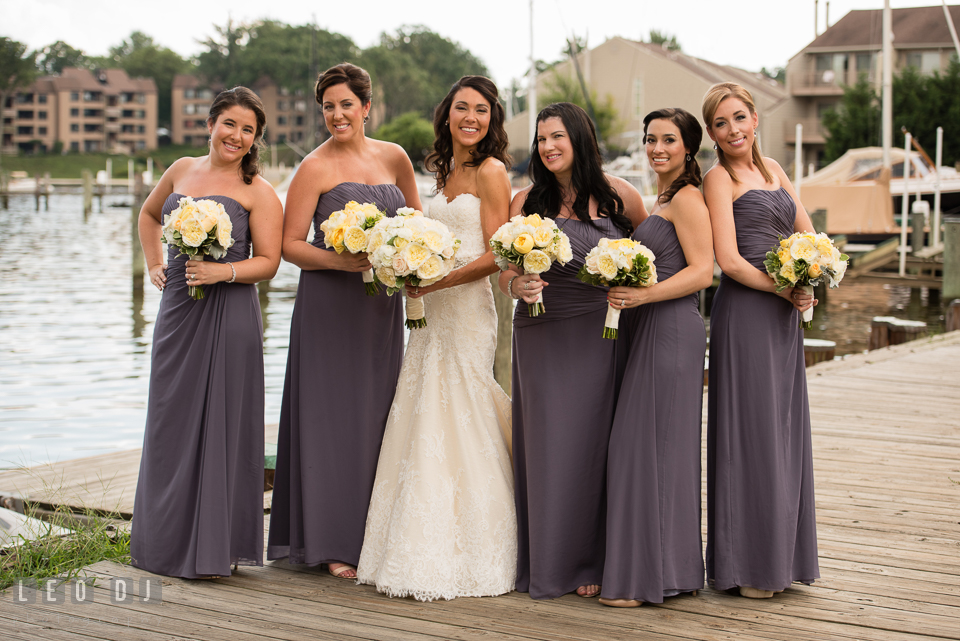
[2,332,959,640]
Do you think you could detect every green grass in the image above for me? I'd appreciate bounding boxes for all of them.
[0,507,130,591]
[0,504,130,591]
[1,143,302,179]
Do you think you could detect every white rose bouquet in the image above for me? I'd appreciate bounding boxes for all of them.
[368,207,461,329]
[763,231,849,329]
[318,200,386,296]
[161,196,235,300]
[489,213,572,316]
[577,237,657,339]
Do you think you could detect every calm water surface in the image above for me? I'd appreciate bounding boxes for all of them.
[0,194,946,468]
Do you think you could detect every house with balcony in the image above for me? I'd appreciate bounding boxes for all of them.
[2,67,157,155]
[171,74,314,148]
[504,37,790,165]
[784,3,960,171]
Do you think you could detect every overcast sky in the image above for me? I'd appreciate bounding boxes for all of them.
[1,0,951,86]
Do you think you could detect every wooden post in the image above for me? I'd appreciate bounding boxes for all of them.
[910,211,925,253]
[82,169,93,215]
[0,172,8,209]
[43,172,50,211]
[490,273,513,395]
[810,208,827,234]
[943,216,960,301]
[131,172,146,292]
[34,173,41,211]
[945,299,960,333]
[803,338,836,367]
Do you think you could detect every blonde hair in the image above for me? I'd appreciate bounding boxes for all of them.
[701,82,773,185]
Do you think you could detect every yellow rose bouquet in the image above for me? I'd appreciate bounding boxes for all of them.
[577,237,657,339]
[369,207,461,329]
[161,196,235,300]
[763,231,849,329]
[489,213,573,316]
[318,200,386,295]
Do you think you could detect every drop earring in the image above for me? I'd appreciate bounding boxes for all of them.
[685,154,692,161]
[713,143,718,151]
[445,119,449,126]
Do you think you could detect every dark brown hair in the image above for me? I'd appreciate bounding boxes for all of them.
[425,75,511,194]
[643,107,703,205]
[315,62,372,106]
[523,102,631,236]
[207,86,266,185]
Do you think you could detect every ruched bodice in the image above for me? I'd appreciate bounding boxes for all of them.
[515,217,625,327]
[727,188,796,273]
[312,182,407,248]
[633,214,687,282]
[163,193,252,290]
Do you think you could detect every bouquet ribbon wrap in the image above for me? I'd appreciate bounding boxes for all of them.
[603,303,621,340]
[800,284,814,326]
[405,291,426,329]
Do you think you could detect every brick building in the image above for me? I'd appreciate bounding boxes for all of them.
[1,67,157,154]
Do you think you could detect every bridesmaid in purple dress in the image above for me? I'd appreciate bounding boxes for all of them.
[132,87,283,578]
[702,82,820,598]
[267,63,421,580]
[598,108,713,607]
[500,103,646,600]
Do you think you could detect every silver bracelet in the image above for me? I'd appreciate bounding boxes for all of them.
[506,274,520,299]
[226,262,236,284]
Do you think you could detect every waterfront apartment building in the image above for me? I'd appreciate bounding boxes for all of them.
[1,67,157,154]
[504,36,790,165]
[783,3,960,170]
[171,74,313,148]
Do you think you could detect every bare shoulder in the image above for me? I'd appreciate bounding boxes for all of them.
[370,138,408,164]
[606,174,639,197]
[764,157,790,182]
[478,156,508,179]
[249,175,282,205]
[672,183,706,206]
[702,165,733,191]
[510,184,532,215]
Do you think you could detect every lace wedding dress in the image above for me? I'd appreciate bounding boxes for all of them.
[356,192,517,601]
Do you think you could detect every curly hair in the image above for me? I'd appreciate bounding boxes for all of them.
[424,76,511,194]
[522,102,631,236]
[207,86,266,185]
[643,107,703,206]
[701,82,772,185]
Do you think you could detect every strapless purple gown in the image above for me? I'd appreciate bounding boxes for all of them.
[707,188,819,592]
[267,182,405,567]
[513,216,625,600]
[601,214,706,602]
[131,193,264,578]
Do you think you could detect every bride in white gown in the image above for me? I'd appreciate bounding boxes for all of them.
[356,76,516,601]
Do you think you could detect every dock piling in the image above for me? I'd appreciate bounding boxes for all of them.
[943,216,960,300]
[81,169,93,215]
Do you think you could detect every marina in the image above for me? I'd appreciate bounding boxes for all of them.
[1,330,958,639]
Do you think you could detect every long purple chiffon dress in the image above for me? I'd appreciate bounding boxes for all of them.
[267,182,405,567]
[513,216,624,600]
[601,214,706,603]
[131,193,264,578]
[706,187,819,592]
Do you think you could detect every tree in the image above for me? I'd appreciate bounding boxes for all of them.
[0,37,37,165]
[821,75,880,163]
[761,66,786,85]
[106,32,191,127]
[360,26,488,122]
[539,72,620,148]
[648,29,681,52]
[36,41,87,75]
[822,60,960,167]
[196,20,356,92]
[372,112,435,166]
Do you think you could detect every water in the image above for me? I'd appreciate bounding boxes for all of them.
[0,193,947,468]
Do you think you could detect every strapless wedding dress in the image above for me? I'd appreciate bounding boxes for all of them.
[356,191,516,601]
